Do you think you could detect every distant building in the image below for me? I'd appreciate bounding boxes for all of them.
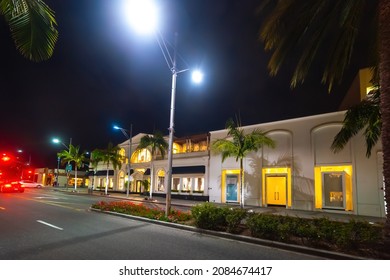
[339,67,376,110]
[35,168,87,187]
[88,133,209,201]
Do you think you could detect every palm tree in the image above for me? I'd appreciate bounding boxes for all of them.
[136,131,168,198]
[1,0,58,61]
[259,0,390,244]
[211,118,275,208]
[57,144,86,191]
[91,142,123,195]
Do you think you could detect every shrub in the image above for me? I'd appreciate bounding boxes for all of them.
[312,217,339,242]
[246,213,281,240]
[191,202,229,230]
[335,219,382,249]
[191,203,247,232]
[226,208,247,233]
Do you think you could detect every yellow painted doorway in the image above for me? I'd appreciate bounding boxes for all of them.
[266,175,287,206]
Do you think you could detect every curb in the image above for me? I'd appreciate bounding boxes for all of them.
[89,207,366,260]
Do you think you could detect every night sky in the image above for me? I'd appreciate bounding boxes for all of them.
[0,0,365,168]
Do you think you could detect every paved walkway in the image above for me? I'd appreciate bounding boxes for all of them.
[50,186,386,225]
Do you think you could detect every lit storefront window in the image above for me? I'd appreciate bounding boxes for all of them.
[172,178,180,191]
[194,178,204,192]
[182,178,191,192]
[314,165,353,211]
[156,169,165,192]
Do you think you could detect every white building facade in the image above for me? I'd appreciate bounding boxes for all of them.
[87,110,385,218]
[208,111,385,218]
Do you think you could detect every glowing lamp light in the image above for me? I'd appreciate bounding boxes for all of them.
[124,0,158,34]
[192,70,203,84]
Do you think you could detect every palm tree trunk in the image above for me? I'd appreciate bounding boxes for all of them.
[150,160,154,199]
[74,166,77,191]
[240,157,244,209]
[105,164,109,195]
[379,0,390,245]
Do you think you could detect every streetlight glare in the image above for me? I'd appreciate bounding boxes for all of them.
[52,138,60,144]
[124,0,158,34]
[113,125,120,130]
[192,70,203,84]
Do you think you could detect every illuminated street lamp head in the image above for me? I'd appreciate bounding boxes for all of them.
[52,138,60,144]
[192,70,203,84]
[113,125,121,130]
[124,0,158,34]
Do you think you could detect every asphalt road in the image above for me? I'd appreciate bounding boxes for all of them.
[0,188,323,260]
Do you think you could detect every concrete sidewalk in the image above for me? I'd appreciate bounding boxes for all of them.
[49,186,385,225]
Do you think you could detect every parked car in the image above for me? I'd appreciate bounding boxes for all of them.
[0,181,24,193]
[19,180,43,188]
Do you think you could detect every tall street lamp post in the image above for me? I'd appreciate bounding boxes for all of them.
[114,125,133,197]
[124,0,203,216]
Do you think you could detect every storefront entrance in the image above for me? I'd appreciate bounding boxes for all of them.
[266,175,287,206]
[226,174,238,202]
[262,167,291,207]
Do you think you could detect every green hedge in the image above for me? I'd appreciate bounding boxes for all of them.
[191,203,383,251]
[246,213,382,249]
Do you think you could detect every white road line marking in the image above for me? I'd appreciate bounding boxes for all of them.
[36,220,63,231]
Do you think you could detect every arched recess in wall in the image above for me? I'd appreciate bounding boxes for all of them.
[311,123,353,211]
[262,130,293,208]
[118,170,125,191]
[131,148,151,163]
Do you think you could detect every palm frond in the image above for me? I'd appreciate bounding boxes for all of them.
[211,139,238,162]
[57,144,86,168]
[212,118,276,163]
[2,0,58,61]
[136,131,168,160]
[259,0,374,91]
[91,142,123,170]
[331,89,381,157]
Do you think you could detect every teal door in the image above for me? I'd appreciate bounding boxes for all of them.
[226,175,238,202]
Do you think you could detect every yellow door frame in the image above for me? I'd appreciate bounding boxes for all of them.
[262,167,292,207]
[314,165,353,211]
[221,169,240,203]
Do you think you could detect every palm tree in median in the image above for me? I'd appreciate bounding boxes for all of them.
[1,0,58,61]
[258,0,390,244]
[211,118,275,208]
[136,131,168,198]
[57,144,87,192]
[91,142,123,195]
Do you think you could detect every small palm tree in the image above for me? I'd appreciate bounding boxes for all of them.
[91,142,123,195]
[136,131,168,198]
[212,118,276,208]
[1,0,58,61]
[57,144,86,191]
